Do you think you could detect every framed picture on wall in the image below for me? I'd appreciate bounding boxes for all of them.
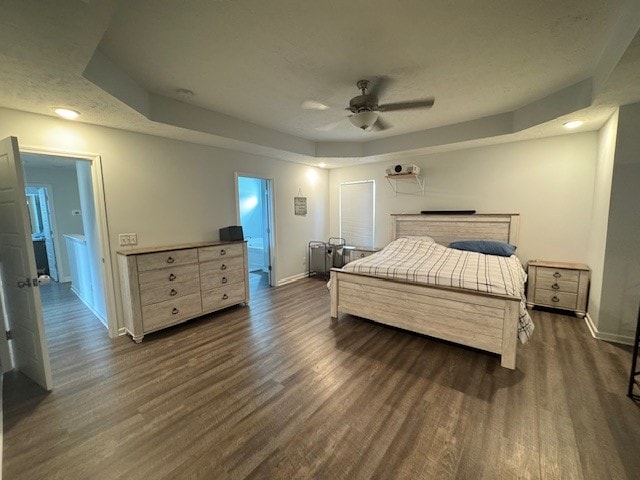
[294,196,307,216]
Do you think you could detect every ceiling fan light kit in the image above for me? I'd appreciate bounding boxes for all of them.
[349,110,379,130]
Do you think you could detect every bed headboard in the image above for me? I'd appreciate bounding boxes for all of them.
[391,214,520,245]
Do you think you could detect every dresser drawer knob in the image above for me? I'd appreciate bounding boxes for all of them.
[552,283,560,290]
[551,296,560,303]
[221,277,228,284]
[553,272,561,278]
[221,264,227,271]
[170,289,177,296]
[222,293,229,300]
[360,253,365,258]
[168,273,176,281]
[220,249,226,256]
[166,256,175,264]
[172,307,179,314]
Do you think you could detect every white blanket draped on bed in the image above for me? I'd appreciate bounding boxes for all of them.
[342,237,535,343]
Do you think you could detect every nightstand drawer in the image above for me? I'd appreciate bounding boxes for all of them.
[535,276,579,294]
[534,290,577,310]
[537,267,580,283]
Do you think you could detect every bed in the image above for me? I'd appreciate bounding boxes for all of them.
[330,213,532,369]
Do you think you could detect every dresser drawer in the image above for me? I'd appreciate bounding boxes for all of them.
[199,243,243,262]
[535,275,578,294]
[137,248,198,272]
[142,292,202,331]
[139,278,201,306]
[200,256,243,282]
[200,269,245,291]
[534,290,577,310]
[202,285,246,312]
[536,267,580,283]
[138,263,200,288]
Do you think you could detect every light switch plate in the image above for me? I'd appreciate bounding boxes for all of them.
[119,233,138,247]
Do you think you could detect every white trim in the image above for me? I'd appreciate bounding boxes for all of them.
[70,286,107,326]
[117,327,127,336]
[19,146,119,339]
[584,313,635,345]
[278,272,309,286]
[234,172,277,287]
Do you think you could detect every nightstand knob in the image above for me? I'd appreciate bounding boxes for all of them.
[552,296,560,303]
[551,283,560,290]
[553,272,561,278]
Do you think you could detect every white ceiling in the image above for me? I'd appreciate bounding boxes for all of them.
[1,0,639,167]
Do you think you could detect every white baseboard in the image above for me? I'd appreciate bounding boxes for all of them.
[584,313,635,346]
[70,287,108,328]
[278,272,310,286]
[118,327,127,336]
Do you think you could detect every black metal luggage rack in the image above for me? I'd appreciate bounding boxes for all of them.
[628,302,640,401]
[308,237,346,279]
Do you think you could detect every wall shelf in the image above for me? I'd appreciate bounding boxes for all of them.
[385,173,425,196]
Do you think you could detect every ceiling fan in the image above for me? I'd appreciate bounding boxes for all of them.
[311,78,435,132]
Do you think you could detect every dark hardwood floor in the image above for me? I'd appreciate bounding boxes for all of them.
[3,279,640,479]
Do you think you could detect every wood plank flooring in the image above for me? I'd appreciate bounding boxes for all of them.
[3,279,640,479]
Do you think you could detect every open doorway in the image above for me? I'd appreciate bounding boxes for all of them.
[21,153,110,331]
[236,174,275,291]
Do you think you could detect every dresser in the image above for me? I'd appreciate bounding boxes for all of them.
[526,260,589,318]
[118,241,248,342]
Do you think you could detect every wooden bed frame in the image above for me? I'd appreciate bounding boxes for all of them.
[330,214,522,369]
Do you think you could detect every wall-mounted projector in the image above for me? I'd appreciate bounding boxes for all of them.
[386,164,421,176]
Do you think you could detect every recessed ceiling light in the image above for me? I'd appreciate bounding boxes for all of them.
[319,162,327,168]
[563,120,583,129]
[54,108,80,120]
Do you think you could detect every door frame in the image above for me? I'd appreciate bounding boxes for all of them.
[20,146,119,338]
[25,183,64,281]
[234,172,277,287]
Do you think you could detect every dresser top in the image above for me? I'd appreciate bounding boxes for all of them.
[528,259,590,271]
[117,240,245,256]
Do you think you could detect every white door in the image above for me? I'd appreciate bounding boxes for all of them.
[0,137,53,390]
[38,188,58,281]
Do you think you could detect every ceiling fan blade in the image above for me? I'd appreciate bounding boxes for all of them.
[379,98,435,112]
[367,76,391,99]
[301,100,330,110]
[372,116,391,131]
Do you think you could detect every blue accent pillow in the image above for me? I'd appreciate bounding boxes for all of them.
[449,240,517,257]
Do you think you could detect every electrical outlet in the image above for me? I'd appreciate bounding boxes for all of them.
[119,233,138,247]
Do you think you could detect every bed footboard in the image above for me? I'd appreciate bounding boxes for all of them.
[330,269,520,369]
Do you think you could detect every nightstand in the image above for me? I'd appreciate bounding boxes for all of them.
[343,246,380,264]
[526,260,590,318]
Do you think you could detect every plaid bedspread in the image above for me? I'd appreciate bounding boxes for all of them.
[342,237,535,343]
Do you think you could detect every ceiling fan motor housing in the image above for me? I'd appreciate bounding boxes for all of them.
[349,94,379,113]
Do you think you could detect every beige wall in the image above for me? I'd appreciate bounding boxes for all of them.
[597,102,640,341]
[586,111,618,329]
[329,133,599,265]
[0,107,329,333]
